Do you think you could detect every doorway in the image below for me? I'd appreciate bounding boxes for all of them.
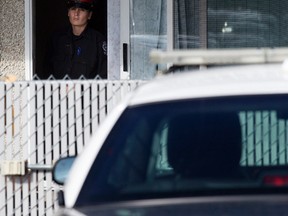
[34,0,107,79]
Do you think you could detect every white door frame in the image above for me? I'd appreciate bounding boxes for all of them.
[120,0,173,79]
[120,0,130,79]
[25,0,174,80]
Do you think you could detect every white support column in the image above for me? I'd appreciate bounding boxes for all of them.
[120,0,130,79]
[24,0,34,80]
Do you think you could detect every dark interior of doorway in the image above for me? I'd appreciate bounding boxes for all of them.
[35,0,107,79]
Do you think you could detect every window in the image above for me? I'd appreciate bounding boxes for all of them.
[129,0,167,79]
[25,0,107,79]
[126,0,288,79]
[174,0,288,49]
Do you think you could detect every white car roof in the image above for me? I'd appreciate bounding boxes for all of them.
[128,63,288,106]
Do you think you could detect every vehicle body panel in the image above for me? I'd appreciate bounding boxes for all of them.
[55,195,288,216]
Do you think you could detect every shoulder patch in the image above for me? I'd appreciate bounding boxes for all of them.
[102,41,107,55]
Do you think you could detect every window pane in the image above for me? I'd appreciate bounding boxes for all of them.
[130,0,167,79]
[174,0,288,49]
[174,0,201,48]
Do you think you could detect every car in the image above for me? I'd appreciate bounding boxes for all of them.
[53,49,288,215]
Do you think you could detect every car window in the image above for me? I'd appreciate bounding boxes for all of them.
[76,95,288,206]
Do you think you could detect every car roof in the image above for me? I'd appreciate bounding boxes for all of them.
[128,63,288,106]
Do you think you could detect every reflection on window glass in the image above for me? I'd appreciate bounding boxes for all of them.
[130,0,167,79]
[129,0,288,79]
[239,111,288,166]
[174,0,288,49]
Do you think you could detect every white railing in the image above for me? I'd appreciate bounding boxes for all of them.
[0,80,145,216]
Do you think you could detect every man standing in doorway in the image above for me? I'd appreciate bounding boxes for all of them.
[43,0,107,79]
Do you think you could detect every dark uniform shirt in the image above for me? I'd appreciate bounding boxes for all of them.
[44,26,107,79]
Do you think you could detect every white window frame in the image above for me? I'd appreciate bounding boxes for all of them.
[25,0,34,80]
[167,0,174,51]
[25,0,175,80]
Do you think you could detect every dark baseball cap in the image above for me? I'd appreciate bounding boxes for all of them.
[67,0,94,11]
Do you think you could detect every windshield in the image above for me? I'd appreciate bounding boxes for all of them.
[76,95,288,206]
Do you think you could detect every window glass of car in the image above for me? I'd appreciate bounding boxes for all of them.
[75,95,288,206]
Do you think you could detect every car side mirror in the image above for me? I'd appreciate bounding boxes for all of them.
[52,156,76,185]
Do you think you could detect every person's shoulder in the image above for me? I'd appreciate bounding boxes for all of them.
[86,27,106,41]
[86,27,107,55]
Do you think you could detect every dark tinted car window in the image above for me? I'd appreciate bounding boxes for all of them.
[76,95,288,206]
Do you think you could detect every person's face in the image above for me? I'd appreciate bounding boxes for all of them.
[68,7,92,27]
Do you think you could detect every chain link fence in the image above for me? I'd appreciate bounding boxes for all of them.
[0,80,145,216]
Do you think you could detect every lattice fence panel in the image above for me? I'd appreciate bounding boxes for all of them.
[0,80,145,216]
